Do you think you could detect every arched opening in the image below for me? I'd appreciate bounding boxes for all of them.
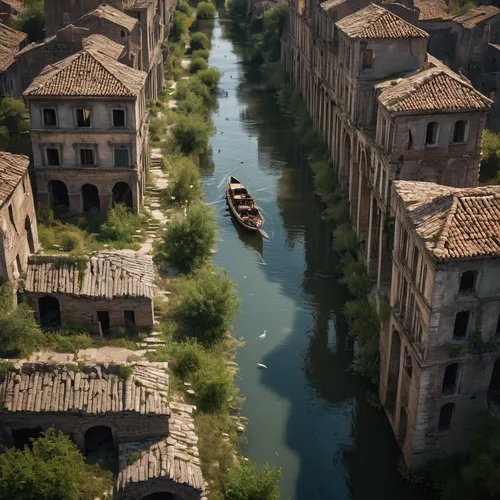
[385,330,401,416]
[140,494,177,500]
[38,295,61,330]
[49,180,69,212]
[438,402,455,432]
[11,427,43,450]
[81,184,100,213]
[112,182,133,210]
[425,122,439,146]
[452,120,467,143]
[25,216,35,254]
[459,271,477,293]
[84,426,116,470]
[488,358,500,411]
[442,363,461,395]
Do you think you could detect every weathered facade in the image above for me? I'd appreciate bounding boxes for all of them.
[25,251,154,333]
[0,152,39,286]
[24,47,149,215]
[0,362,207,499]
[380,181,500,468]
[0,21,27,96]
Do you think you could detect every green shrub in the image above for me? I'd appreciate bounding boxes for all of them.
[196,68,221,91]
[480,129,500,183]
[192,49,210,60]
[176,0,193,15]
[187,76,213,104]
[171,10,190,41]
[174,341,202,379]
[0,283,44,358]
[11,0,44,42]
[224,461,281,500]
[100,204,145,244]
[173,67,184,82]
[344,298,380,344]
[175,266,240,345]
[0,97,31,154]
[332,224,358,254]
[59,230,86,253]
[190,31,211,51]
[189,57,209,73]
[196,1,216,18]
[45,332,93,353]
[342,259,371,298]
[176,91,205,115]
[172,113,214,154]
[38,222,94,255]
[163,155,203,206]
[118,365,134,380]
[159,204,218,272]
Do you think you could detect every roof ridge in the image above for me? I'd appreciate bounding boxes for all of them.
[433,195,459,258]
[81,48,131,94]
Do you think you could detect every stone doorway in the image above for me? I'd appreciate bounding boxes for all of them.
[38,295,61,330]
[97,311,110,336]
[112,182,133,210]
[488,358,500,412]
[49,180,69,212]
[84,425,116,471]
[11,427,43,449]
[81,184,100,213]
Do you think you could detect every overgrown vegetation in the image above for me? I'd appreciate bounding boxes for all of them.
[190,56,209,73]
[196,1,217,19]
[172,113,216,153]
[190,31,211,51]
[162,154,204,207]
[12,0,45,42]
[480,129,500,184]
[0,97,31,155]
[223,461,281,500]
[0,428,113,499]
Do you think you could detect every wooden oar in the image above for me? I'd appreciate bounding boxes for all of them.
[259,228,270,239]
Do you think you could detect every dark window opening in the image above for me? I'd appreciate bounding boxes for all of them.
[8,205,16,230]
[496,314,500,338]
[49,180,69,211]
[112,109,126,127]
[120,29,126,39]
[442,363,460,395]
[12,427,43,450]
[453,311,471,341]
[38,295,61,330]
[22,175,27,193]
[46,148,60,166]
[459,271,476,293]
[97,311,110,336]
[408,130,413,150]
[124,310,135,328]
[15,254,22,274]
[81,184,100,213]
[76,108,91,127]
[438,403,454,431]
[43,108,57,127]
[363,48,373,69]
[112,182,133,210]
[452,120,467,143]
[412,247,419,280]
[25,216,35,254]
[114,148,130,168]
[84,426,116,470]
[80,148,95,166]
[488,359,500,410]
[404,353,413,378]
[426,122,438,145]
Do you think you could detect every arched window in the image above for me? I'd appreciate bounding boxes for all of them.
[425,122,439,146]
[442,363,461,395]
[438,402,455,431]
[452,120,467,143]
[459,271,477,293]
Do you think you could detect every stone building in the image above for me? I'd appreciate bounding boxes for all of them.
[0,362,207,499]
[380,180,500,468]
[24,47,149,215]
[0,152,39,286]
[0,0,23,24]
[0,21,27,96]
[25,252,154,333]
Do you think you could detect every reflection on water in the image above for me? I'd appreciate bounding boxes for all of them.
[202,14,427,500]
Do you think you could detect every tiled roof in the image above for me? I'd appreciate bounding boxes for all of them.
[25,252,154,299]
[320,0,344,13]
[453,5,500,28]
[80,4,138,31]
[414,0,452,22]
[0,152,29,208]
[82,34,125,60]
[336,4,428,39]
[24,49,146,97]
[377,68,491,113]
[0,0,24,13]
[394,181,500,260]
[0,362,170,415]
[0,22,27,71]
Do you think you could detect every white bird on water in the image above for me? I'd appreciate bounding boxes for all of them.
[257,363,267,369]
[259,330,267,339]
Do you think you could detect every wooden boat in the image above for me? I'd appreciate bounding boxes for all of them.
[226,176,263,232]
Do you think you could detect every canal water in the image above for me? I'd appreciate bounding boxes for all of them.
[202,14,427,500]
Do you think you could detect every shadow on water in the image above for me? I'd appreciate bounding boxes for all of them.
[204,13,429,500]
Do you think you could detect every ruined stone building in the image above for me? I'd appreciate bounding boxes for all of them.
[380,181,500,468]
[24,47,149,215]
[0,0,23,24]
[281,0,496,466]
[0,362,207,499]
[0,21,27,96]
[0,152,39,286]
[24,251,154,333]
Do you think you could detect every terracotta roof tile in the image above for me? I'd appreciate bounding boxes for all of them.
[394,181,500,260]
[79,4,138,31]
[82,34,125,60]
[0,0,24,13]
[377,68,491,112]
[453,5,500,28]
[0,152,29,207]
[0,22,26,71]
[414,0,452,21]
[336,4,428,39]
[24,49,146,97]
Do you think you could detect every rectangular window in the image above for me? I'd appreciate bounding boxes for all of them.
[124,310,135,327]
[45,147,60,166]
[42,108,57,127]
[421,265,427,296]
[114,148,130,168]
[402,229,409,261]
[112,109,126,128]
[412,247,419,280]
[80,148,95,166]
[8,204,16,231]
[362,49,373,69]
[453,311,471,341]
[76,108,91,127]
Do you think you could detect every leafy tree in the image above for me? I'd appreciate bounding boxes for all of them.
[175,266,240,345]
[0,97,30,152]
[0,428,113,499]
[159,204,218,272]
[172,114,215,154]
[176,0,193,15]
[171,10,190,42]
[12,0,44,42]
[196,1,217,19]
[224,461,281,500]
[190,32,211,51]
[0,283,44,358]
[196,68,222,92]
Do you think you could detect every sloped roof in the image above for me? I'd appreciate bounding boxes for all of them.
[82,34,125,60]
[0,152,29,208]
[377,68,491,113]
[79,4,138,31]
[414,0,452,22]
[336,3,428,39]
[24,49,146,97]
[0,22,27,71]
[453,5,500,28]
[25,252,154,299]
[394,181,500,260]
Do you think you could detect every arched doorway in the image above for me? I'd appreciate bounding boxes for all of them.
[112,182,133,210]
[25,216,35,254]
[488,358,500,412]
[84,426,116,470]
[385,329,401,416]
[49,180,69,212]
[38,295,61,329]
[81,184,100,213]
[12,427,43,450]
